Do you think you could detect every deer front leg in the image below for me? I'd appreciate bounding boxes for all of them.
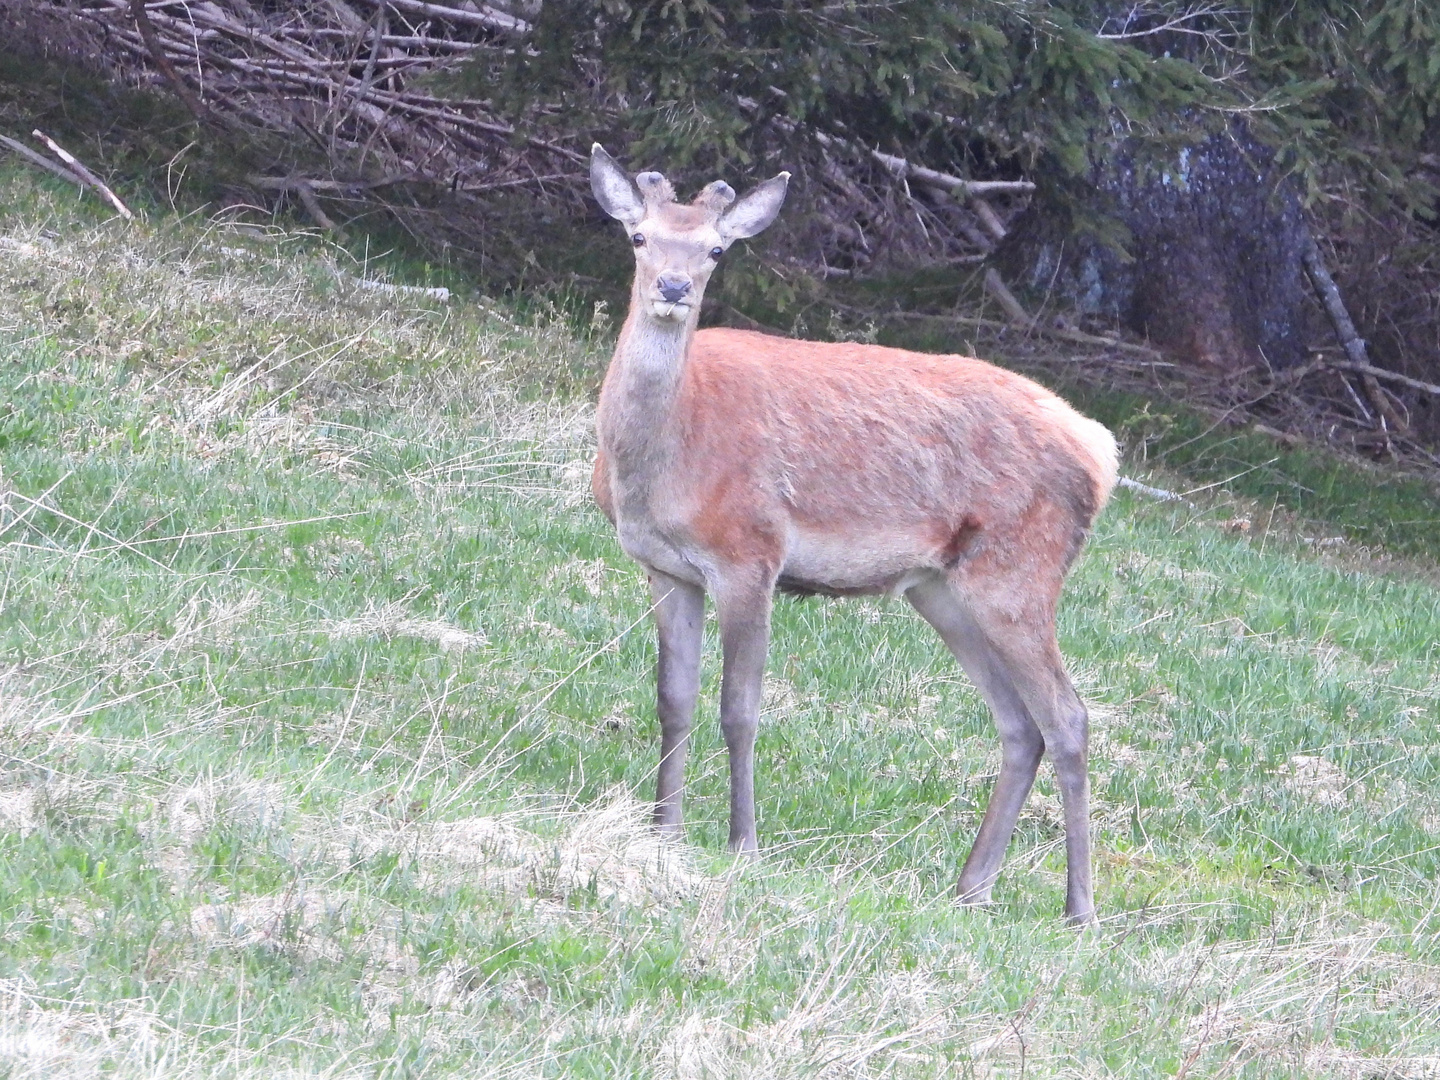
[713,577,773,854]
[650,570,705,837]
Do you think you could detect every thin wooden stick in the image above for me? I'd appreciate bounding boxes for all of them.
[293,181,349,241]
[866,146,1036,197]
[1118,477,1193,505]
[1319,361,1440,398]
[0,134,83,185]
[980,267,1167,359]
[350,0,532,34]
[1300,230,1407,435]
[970,197,1009,241]
[983,268,1034,325]
[813,131,1034,248]
[248,173,421,192]
[30,131,135,220]
[130,0,210,123]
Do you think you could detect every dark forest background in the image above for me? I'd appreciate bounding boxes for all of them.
[7,0,1440,467]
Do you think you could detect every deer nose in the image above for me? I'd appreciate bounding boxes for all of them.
[656,274,692,304]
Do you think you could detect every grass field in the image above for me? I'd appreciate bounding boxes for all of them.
[2,166,1440,1078]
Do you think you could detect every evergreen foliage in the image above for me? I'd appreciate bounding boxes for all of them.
[482,0,1440,209]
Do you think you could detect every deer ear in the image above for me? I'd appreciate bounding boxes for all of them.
[718,172,789,240]
[590,144,645,228]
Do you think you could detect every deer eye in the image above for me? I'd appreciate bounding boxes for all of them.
[709,246,724,261]
[631,234,645,248]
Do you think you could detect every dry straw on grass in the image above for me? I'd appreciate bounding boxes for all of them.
[323,599,486,654]
[363,789,710,908]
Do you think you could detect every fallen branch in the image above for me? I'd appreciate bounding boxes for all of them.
[982,267,1167,360]
[130,0,210,123]
[30,131,135,220]
[1118,477,1193,505]
[1285,355,1440,399]
[970,198,1009,241]
[350,0,532,34]
[293,182,347,240]
[343,274,452,301]
[867,147,1035,197]
[277,30,489,50]
[0,134,82,185]
[1046,326,1167,360]
[1251,422,1303,446]
[812,130,1027,246]
[1301,233,1367,368]
[1300,230,1406,437]
[249,173,424,193]
[983,268,1032,324]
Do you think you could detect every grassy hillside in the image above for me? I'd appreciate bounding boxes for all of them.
[1,166,1440,1078]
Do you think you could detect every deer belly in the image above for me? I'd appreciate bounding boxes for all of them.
[779,531,938,597]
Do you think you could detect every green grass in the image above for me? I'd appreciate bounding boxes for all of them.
[1,164,1440,1078]
[1077,388,1440,564]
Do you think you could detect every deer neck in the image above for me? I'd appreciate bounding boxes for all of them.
[597,299,698,478]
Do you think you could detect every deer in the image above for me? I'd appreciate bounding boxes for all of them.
[588,144,1119,925]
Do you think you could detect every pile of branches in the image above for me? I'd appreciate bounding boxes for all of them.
[12,0,1034,275]
[39,1,577,202]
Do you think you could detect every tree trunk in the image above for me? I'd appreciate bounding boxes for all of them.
[998,127,1312,375]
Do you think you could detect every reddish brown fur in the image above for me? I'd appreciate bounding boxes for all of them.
[596,328,1113,598]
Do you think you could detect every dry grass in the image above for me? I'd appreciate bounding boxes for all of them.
[323,600,486,654]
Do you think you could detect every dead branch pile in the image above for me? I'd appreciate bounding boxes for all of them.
[11,0,1023,277]
[43,1,574,196]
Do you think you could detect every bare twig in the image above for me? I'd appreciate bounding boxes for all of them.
[130,0,210,123]
[1098,4,1240,43]
[1300,230,1407,437]
[350,0,532,34]
[293,181,348,240]
[0,134,82,185]
[342,274,452,301]
[248,172,423,192]
[981,267,1168,359]
[970,197,1009,241]
[29,131,135,220]
[810,130,1030,249]
[1298,358,1440,399]
[866,147,1035,197]
[1118,477,1194,506]
[983,268,1034,325]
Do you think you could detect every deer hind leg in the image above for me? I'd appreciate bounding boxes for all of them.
[906,576,1045,906]
[989,629,1093,925]
[649,570,705,838]
[711,571,775,854]
[907,574,1095,925]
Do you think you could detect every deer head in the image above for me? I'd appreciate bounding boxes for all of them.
[590,144,790,324]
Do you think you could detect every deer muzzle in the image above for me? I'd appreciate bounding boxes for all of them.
[656,275,692,304]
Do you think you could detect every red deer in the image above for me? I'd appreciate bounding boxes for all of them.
[588,145,1118,924]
